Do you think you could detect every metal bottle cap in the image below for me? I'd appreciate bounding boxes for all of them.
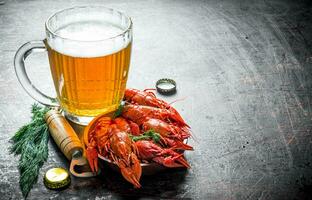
[44,167,70,190]
[156,78,177,95]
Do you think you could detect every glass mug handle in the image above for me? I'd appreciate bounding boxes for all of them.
[14,40,58,106]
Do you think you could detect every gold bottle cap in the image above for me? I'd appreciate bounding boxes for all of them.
[44,167,71,190]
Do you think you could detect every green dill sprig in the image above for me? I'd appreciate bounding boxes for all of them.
[129,129,161,143]
[9,104,50,198]
[113,101,125,119]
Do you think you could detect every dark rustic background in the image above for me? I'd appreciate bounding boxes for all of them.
[1,0,312,199]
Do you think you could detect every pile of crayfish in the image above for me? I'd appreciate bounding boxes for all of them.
[86,88,193,188]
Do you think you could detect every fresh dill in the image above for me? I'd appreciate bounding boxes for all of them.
[113,101,125,119]
[129,130,161,143]
[9,104,50,198]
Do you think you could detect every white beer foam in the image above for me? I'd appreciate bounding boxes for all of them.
[47,21,130,58]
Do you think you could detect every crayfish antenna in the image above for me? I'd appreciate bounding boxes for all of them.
[168,96,187,106]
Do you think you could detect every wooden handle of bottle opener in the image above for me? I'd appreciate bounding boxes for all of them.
[45,109,83,160]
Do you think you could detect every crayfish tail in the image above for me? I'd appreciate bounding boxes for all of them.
[131,152,142,180]
[116,153,142,188]
[86,147,99,173]
[120,165,142,188]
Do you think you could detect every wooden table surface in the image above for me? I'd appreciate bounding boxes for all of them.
[1,0,312,199]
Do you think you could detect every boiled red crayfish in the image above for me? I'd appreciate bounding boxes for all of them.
[123,89,192,150]
[122,105,192,147]
[135,140,190,168]
[122,104,189,128]
[109,126,142,188]
[86,118,142,188]
[124,88,189,127]
[86,88,193,188]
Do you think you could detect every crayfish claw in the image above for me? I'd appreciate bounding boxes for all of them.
[172,140,194,151]
[161,137,193,151]
[175,155,191,168]
[129,120,141,136]
[162,154,190,168]
[168,107,190,128]
[156,149,190,168]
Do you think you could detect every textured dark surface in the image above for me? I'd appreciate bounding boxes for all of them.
[1,0,312,199]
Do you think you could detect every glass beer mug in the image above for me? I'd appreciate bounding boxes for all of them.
[14,6,132,124]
